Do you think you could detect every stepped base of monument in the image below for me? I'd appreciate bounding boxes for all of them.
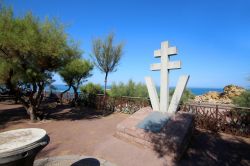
[115,107,194,162]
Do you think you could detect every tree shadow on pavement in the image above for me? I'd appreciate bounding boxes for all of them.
[0,104,29,129]
[45,104,113,121]
[0,103,114,129]
[140,112,250,166]
[178,129,250,166]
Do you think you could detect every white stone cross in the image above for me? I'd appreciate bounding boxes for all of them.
[145,41,189,114]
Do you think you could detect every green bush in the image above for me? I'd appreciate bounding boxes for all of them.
[80,83,103,95]
[232,90,250,108]
[110,80,148,98]
[79,83,103,106]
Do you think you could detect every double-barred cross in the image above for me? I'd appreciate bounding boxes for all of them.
[152,41,180,112]
[145,41,189,114]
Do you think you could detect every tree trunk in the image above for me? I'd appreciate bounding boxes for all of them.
[102,72,109,114]
[19,83,44,122]
[36,83,45,109]
[20,97,38,122]
[72,86,78,106]
[27,105,37,122]
[60,86,71,104]
[104,72,108,97]
[6,69,15,95]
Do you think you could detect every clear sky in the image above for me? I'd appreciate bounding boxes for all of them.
[5,0,250,88]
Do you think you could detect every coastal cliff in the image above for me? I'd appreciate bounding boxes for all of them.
[194,85,245,104]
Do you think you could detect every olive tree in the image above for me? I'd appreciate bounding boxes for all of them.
[59,59,93,105]
[0,5,80,121]
[92,33,124,96]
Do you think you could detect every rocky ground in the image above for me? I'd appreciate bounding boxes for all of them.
[194,85,245,104]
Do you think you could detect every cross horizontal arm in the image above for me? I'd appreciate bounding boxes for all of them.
[150,61,181,71]
[168,61,181,69]
[150,63,161,71]
[154,46,178,58]
[168,47,178,56]
[154,50,161,57]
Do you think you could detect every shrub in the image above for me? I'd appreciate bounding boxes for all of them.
[232,90,250,108]
[79,83,103,106]
[110,80,148,98]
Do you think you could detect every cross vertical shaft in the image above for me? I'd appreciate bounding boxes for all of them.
[160,41,169,112]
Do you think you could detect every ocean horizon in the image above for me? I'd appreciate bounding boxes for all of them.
[46,84,223,96]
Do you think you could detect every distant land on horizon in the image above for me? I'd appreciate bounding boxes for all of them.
[46,84,225,96]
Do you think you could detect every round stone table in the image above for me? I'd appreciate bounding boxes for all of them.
[0,128,49,166]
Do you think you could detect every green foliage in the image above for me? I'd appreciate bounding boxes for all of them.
[59,59,93,88]
[0,6,80,85]
[79,83,103,106]
[0,59,11,84]
[110,80,148,98]
[0,58,20,93]
[0,3,80,120]
[80,82,103,95]
[92,33,123,74]
[91,33,124,95]
[232,90,250,108]
[59,59,93,105]
[170,88,195,104]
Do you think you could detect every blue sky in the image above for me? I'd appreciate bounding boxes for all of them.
[5,0,250,88]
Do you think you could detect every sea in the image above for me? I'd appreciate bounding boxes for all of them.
[46,84,223,96]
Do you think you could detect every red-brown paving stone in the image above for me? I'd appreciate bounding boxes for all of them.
[0,103,169,166]
[0,103,250,166]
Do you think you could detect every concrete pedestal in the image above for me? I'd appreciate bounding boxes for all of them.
[116,107,194,162]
